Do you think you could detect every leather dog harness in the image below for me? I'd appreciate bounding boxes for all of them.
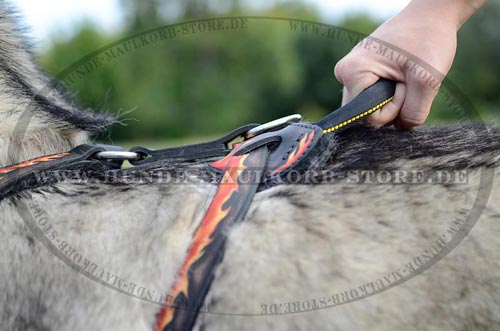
[0,79,395,331]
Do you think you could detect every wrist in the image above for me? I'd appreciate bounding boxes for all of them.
[403,0,487,31]
[455,0,488,28]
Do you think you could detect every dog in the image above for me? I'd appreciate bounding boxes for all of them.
[1,4,499,331]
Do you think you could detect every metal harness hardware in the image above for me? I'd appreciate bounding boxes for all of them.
[0,79,396,331]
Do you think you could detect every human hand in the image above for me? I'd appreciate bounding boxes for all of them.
[334,0,486,129]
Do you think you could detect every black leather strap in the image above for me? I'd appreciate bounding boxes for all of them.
[315,79,396,132]
[0,145,116,200]
[129,124,258,165]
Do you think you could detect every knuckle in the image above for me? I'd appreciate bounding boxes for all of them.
[334,57,359,82]
[333,60,346,82]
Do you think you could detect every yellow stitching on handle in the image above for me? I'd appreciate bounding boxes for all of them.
[322,97,394,134]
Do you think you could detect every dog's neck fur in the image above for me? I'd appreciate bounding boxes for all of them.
[0,119,89,167]
[0,78,90,166]
[0,3,111,166]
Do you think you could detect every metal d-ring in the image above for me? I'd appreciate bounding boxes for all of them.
[93,151,142,161]
[243,114,302,139]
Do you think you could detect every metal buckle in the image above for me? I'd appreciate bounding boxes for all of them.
[243,114,302,139]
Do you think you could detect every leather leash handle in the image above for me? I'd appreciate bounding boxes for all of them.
[315,79,396,133]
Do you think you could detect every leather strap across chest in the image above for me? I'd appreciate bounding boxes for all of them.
[0,79,395,331]
[155,79,395,331]
[155,122,323,330]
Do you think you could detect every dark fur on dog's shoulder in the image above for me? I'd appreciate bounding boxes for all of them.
[257,123,500,186]
[317,123,500,171]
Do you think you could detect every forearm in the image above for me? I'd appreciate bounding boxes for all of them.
[401,0,488,30]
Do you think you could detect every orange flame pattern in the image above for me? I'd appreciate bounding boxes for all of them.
[273,131,315,175]
[155,153,248,331]
[210,148,238,170]
[0,152,70,178]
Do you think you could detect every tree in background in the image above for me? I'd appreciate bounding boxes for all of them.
[39,0,500,142]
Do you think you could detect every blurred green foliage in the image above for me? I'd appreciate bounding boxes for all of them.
[38,0,500,142]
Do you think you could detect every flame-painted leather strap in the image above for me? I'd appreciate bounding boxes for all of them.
[0,145,115,200]
[155,119,326,330]
[212,123,323,180]
[155,146,269,331]
[155,122,325,331]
